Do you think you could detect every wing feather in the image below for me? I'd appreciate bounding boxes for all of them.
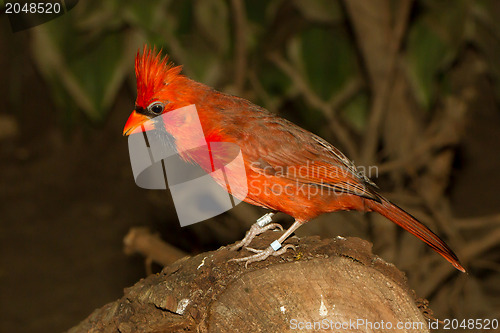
[237,115,378,200]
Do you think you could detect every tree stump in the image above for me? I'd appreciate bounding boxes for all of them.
[68,232,430,332]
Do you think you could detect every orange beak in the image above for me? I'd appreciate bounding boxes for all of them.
[123,111,151,136]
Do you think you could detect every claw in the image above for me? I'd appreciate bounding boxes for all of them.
[229,220,303,268]
[229,244,296,268]
[229,222,283,251]
[243,247,262,254]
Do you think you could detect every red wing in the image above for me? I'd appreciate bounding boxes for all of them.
[217,107,378,200]
[245,130,378,201]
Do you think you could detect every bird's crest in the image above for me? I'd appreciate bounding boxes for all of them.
[135,46,182,107]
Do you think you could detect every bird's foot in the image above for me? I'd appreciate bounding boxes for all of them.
[229,244,296,268]
[229,222,283,251]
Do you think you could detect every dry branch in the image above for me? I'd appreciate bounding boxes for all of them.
[231,0,248,93]
[269,53,360,159]
[344,0,413,165]
[124,227,188,269]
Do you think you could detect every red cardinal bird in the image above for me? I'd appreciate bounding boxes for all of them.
[124,47,465,272]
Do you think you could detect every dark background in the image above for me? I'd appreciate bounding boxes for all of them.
[1,1,499,332]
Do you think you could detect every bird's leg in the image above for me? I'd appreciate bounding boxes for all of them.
[229,212,281,251]
[230,220,303,267]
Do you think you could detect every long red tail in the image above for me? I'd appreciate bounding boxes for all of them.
[367,199,465,272]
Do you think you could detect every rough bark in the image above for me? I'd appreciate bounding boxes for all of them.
[68,232,430,333]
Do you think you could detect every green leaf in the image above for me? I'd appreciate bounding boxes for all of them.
[292,0,342,24]
[258,61,292,98]
[341,92,369,132]
[300,26,358,101]
[68,35,128,121]
[30,8,138,122]
[407,19,447,109]
[407,1,466,108]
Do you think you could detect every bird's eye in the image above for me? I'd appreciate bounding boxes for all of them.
[148,102,164,114]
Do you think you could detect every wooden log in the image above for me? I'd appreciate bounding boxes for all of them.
[68,232,430,333]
